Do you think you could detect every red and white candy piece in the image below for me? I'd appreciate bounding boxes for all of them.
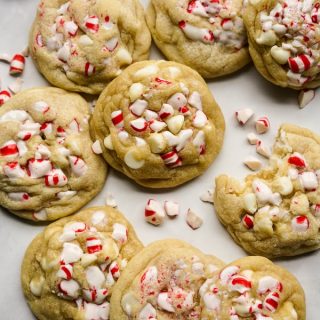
[0,140,18,157]
[256,140,271,158]
[235,108,254,125]
[291,215,309,232]
[104,37,118,52]
[64,20,78,37]
[219,265,240,285]
[255,117,270,134]
[83,301,110,320]
[40,122,53,136]
[167,93,187,109]
[28,159,51,178]
[242,214,254,229]
[145,199,165,226]
[3,162,25,178]
[130,118,148,132]
[164,200,180,217]
[149,119,167,132]
[86,265,105,289]
[9,54,25,75]
[229,275,252,293]
[311,204,320,218]
[161,150,182,168]
[159,103,174,119]
[157,292,175,312]
[112,223,128,244]
[84,16,99,33]
[187,0,208,17]
[298,89,315,109]
[86,237,103,254]
[287,152,307,168]
[69,156,87,177]
[111,110,124,128]
[109,261,120,279]
[58,279,80,299]
[258,276,282,295]
[57,264,73,280]
[244,156,262,171]
[0,90,11,106]
[288,54,313,73]
[252,179,273,204]
[186,208,203,230]
[8,192,30,201]
[299,171,318,190]
[263,291,280,312]
[193,130,205,155]
[193,110,207,128]
[45,169,68,187]
[61,242,84,264]
[85,62,95,77]
[129,99,148,117]
[179,21,214,43]
[138,303,157,320]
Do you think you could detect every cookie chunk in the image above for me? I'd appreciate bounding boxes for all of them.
[0,87,107,221]
[244,0,320,89]
[146,0,250,78]
[110,239,225,319]
[21,206,143,320]
[91,60,225,188]
[29,0,151,94]
[214,124,320,257]
[110,240,305,319]
[198,256,305,319]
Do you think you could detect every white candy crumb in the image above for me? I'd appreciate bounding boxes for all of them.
[186,209,203,230]
[200,189,214,203]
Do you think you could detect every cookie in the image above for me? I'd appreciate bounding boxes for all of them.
[198,256,305,319]
[214,124,320,258]
[21,206,143,320]
[145,0,250,78]
[109,239,225,319]
[110,240,305,319]
[29,0,151,94]
[0,87,107,221]
[91,60,225,188]
[244,0,320,89]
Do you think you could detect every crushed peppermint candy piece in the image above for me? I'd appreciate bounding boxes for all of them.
[186,208,203,229]
[256,140,271,158]
[145,199,165,226]
[247,132,259,145]
[244,156,262,171]
[200,189,214,203]
[105,193,117,208]
[9,54,25,75]
[255,116,270,134]
[298,89,315,109]
[235,108,254,125]
[164,200,180,217]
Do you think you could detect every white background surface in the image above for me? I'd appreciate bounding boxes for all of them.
[0,0,318,319]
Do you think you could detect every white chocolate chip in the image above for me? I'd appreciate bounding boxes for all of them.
[256,30,277,46]
[115,48,132,64]
[290,194,309,215]
[270,46,291,64]
[79,35,93,46]
[104,135,114,150]
[299,172,318,190]
[30,276,45,297]
[166,115,184,134]
[244,156,262,171]
[243,193,257,213]
[273,176,293,195]
[188,92,202,110]
[186,209,203,229]
[134,65,159,78]
[148,133,166,153]
[124,149,145,169]
[92,140,103,154]
[129,83,145,101]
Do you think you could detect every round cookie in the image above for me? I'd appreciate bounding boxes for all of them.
[91,60,225,188]
[110,239,225,319]
[0,87,107,221]
[29,0,151,94]
[145,0,250,78]
[244,0,320,89]
[21,206,143,320]
[199,256,305,319]
[214,124,320,258]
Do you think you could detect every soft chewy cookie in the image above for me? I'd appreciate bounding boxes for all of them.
[110,239,225,319]
[244,0,320,89]
[215,124,320,258]
[146,0,250,78]
[198,256,305,319]
[29,0,151,94]
[0,87,107,221]
[91,60,225,188]
[21,206,143,320]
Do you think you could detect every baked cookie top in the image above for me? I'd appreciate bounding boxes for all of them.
[244,0,320,89]
[110,240,305,319]
[0,87,107,221]
[21,206,143,320]
[146,0,250,78]
[91,60,225,188]
[214,124,320,257]
[110,239,225,319]
[29,0,151,94]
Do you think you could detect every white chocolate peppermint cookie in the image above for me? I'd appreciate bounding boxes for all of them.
[214,124,320,257]
[109,239,225,319]
[91,60,225,188]
[0,87,107,221]
[199,256,305,319]
[29,0,151,94]
[244,0,320,89]
[146,0,250,78]
[21,206,143,320]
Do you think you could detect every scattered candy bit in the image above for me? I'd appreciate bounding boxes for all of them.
[288,152,307,168]
[145,199,165,226]
[242,214,254,229]
[92,140,103,154]
[200,189,214,203]
[0,90,11,105]
[247,132,259,145]
[235,108,254,125]
[298,89,315,109]
[186,208,203,230]
[291,215,309,232]
[105,193,117,208]
[255,116,270,134]
[0,53,11,63]
[164,200,180,217]
[9,54,25,75]
[256,140,271,158]
[21,46,30,57]
[244,156,262,171]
